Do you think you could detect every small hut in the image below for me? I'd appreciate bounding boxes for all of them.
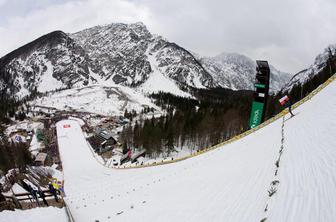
[35,153,47,166]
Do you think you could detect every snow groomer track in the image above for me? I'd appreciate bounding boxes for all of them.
[57,75,336,222]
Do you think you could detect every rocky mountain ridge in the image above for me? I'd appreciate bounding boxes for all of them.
[198,52,291,92]
[0,22,298,99]
[282,44,336,92]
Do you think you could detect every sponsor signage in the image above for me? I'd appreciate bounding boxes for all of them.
[255,83,266,88]
[249,101,264,128]
[249,60,270,129]
[15,135,22,142]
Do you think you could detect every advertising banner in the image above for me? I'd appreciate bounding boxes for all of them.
[249,60,270,129]
[249,101,264,128]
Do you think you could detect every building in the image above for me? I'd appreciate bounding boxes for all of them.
[94,128,117,153]
[35,153,47,166]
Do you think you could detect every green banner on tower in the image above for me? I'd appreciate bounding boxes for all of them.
[248,60,270,129]
[249,101,264,128]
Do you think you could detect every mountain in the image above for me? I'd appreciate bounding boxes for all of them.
[0,22,291,100]
[71,22,215,89]
[282,44,336,92]
[198,52,292,92]
[0,31,92,97]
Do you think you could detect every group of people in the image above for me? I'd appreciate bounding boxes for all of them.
[28,185,49,207]
[48,179,64,203]
[21,178,64,207]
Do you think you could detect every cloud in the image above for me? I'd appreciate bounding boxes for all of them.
[1,0,336,73]
[142,0,336,73]
[0,0,150,57]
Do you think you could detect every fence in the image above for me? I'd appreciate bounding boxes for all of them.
[2,190,62,209]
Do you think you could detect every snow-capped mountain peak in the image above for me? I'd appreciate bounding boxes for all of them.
[1,22,292,99]
[199,52,292,92]
[282,44,336,92]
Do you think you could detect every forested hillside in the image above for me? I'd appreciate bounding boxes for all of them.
[120,88,254,156]
[119,50,336,156]
[266,50,336,118]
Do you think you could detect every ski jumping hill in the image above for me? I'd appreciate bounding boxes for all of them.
[3,76,334,222]
[53,75,336,222]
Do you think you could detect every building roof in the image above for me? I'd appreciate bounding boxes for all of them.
[95,128,114,140]
[35,152,47,162]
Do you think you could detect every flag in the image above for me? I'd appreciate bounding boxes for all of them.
[279,95,289,106]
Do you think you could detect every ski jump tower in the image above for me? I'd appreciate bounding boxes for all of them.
[249,60,270,129]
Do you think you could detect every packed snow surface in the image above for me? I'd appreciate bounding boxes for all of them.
[1,207,67,222]
[54,80,336,222]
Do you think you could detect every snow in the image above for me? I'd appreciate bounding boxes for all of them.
[68,117,85,126]
[3,79,333,221]
[33,85,161,116]
[0,79,5,91]
[191,72,206,89]
[9,183,26,194]
[16,74,29,98]
[5,121,43,136]
[119,146,198,168]
[266,85,336,221]
[201,52,291,92]
[51,80,336,221]
[37,60,64,92]
[49,164,63,181]
[88,67,103,85]
[29,132,41,156]
[282,44,336,92]
[138,51,192,98]
[0,207,67,222]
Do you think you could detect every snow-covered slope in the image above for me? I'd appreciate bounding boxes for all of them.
[0,31,92,98]
[53,79,335,221]
[199,52,292,92]
[137,50,193,97]
[282,44,336,92]
[33,85,161,116]
[71,22,215,90]
[1,206,67,222]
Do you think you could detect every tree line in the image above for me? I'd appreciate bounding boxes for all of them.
[120,49,336,157]
[0,127,33,173]
[120,88,254,157]
[266,47,336,118]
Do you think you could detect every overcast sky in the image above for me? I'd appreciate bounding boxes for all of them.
[0,0,335,73]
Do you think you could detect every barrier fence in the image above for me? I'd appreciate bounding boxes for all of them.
[2,190,62,209]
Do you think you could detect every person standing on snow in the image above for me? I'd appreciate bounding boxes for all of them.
[56,180,65,197]
[29,186,40,207]
[51,179,61,196]
[287,98,295,117]
[38,187,48,206]
[48,182,58,202]
[279,95,295,117]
